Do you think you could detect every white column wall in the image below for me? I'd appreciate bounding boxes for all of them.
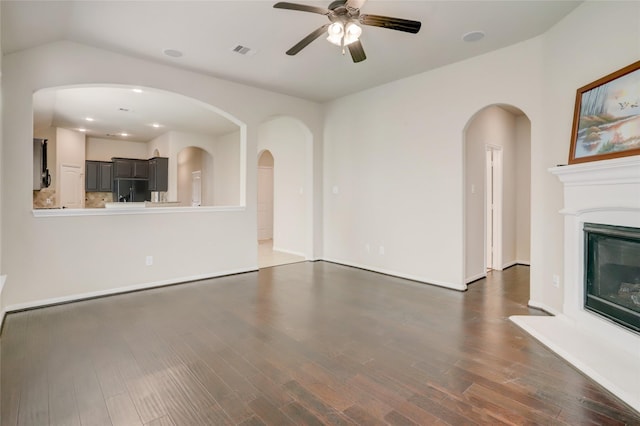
[515,116,531,265]
[214,131,242,207]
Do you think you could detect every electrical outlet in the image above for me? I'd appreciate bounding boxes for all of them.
[553,274,560,288]
[146,255,153,266]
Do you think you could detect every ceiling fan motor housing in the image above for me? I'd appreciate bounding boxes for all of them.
[328,0,360,24]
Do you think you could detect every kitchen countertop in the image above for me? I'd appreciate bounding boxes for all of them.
[104,201,181,209]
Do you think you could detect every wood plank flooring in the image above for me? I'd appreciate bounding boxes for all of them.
[1,262,639,425]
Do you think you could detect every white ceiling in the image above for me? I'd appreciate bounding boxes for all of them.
[2,0,581,103]
[5,1,581,141]
[32,86,240,142]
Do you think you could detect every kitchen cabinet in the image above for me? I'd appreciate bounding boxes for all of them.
[112,158,148,179]
[112,158,132,179]
[85,161,113,192]
[148,157,169,191]
[133,160,149,178]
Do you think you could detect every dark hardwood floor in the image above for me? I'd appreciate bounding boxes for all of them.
[1,262,638,425]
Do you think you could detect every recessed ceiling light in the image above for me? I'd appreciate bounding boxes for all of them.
[132,88,143,93]
[85,117,94,122]
[120,132,129,137]
[163,48,183,58]
[78,128,87,132]
[152,123,161,128]
[462,30,485,42]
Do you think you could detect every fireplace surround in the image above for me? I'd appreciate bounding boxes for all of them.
[511,155,640,412]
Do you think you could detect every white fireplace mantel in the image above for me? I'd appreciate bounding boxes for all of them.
[512,155,640,412]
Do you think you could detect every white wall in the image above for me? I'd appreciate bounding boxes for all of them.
[214,131,241,206]
[1,40,323,309]
[258,117,312,258]
[86,137,148,161]
[516,116,531,264]
[324,38,544,290]
[147,132,171,158]
[0,3,4,321]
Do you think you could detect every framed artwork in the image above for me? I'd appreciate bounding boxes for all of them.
[569,60,640,164]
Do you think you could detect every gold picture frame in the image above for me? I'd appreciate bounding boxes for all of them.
[569,60,640,164]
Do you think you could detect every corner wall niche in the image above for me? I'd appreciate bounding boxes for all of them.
[511,155,640,412]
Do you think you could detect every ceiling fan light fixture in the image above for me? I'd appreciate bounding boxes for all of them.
[326,22,361,46]
[327,22,344,46]
[344,22,362,44]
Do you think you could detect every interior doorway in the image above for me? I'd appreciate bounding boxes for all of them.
[191,171,202,207]
[257,150,304,268]
[257,150,274,241]
[463,104,531,286]
[485,146,503,271]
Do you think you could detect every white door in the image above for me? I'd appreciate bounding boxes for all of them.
[60,164,83,208]
[191,171,202,206]
[485,146,503,271]
[257,166,274,240]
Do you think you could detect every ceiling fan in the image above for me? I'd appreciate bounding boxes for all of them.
[274,0,421,63]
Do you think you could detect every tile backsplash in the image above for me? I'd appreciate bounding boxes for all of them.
[85,192,113,208]
[33,188,56,208]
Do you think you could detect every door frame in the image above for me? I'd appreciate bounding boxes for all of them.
[485,145,503,271]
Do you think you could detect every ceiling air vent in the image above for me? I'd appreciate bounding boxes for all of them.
[231,45,257,56]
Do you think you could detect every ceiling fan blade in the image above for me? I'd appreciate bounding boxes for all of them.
[274,2,330,15]
[359,14,422,34]
[286,24,331,56]
[348,40,366,63]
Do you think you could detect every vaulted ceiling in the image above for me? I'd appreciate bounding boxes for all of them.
[2,1,581,102]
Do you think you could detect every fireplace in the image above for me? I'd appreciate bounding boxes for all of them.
[584,223,640,333]
[511,156,640,412]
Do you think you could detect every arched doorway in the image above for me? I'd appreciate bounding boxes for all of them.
[464,104,531,284]
[257,116,313,268]
[177,146,213,206]
[257,150,274,241]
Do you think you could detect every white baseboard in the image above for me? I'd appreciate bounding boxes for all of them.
[323,258,467,291]
[465,272,486,284]
[3,267,256,314]
[502,260,518,270]
[527,299,561,316]
[272,246,307,258]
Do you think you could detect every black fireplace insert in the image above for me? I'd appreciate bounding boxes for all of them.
[584,223,640,333]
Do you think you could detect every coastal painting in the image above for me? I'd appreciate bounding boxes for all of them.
[569,61,640,164]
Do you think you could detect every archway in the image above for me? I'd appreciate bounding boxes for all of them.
[177,146,214,206]
[463,104,531,284]
[257,150,274,241]
[257,116,313,267]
